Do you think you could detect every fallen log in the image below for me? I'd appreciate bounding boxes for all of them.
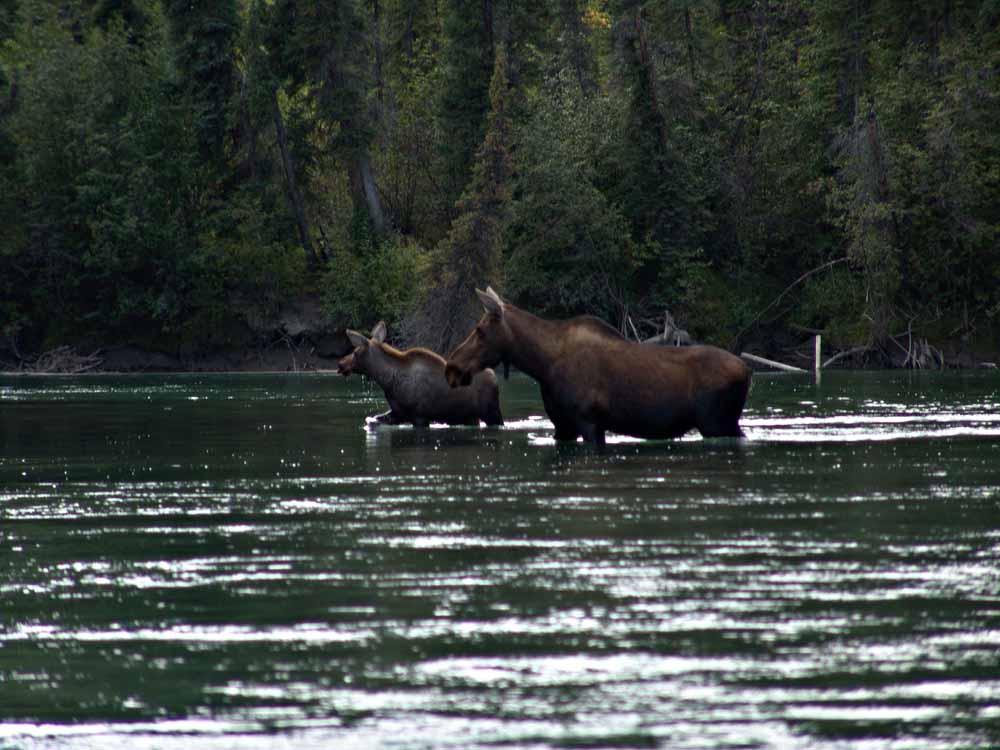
[740,352,807,373]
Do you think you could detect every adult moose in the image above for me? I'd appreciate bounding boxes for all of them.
[445,288,750,446]
[338,321,503,427]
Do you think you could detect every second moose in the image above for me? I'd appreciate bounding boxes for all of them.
[338,321,504,428]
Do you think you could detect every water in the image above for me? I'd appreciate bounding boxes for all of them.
[1,371,998,750]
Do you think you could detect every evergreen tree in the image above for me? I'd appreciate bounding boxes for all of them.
[372,24,442,241]
[92,0,150,42]
[555,0,598,94]
[436,0,495,203]
[0,0,20,346]
[504,68,636,324]
[606,2,716,318]
[409,44,513,353]
[241,0,324,268]
[161,0,239,163]
[1,0,999,361]
[830,101,901,344]
[276,0,385,236]
[2,5,209,341]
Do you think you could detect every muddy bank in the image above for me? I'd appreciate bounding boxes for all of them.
[0,336,354,374]
[1,299,356,374]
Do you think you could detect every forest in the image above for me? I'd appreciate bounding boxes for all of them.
[1,0,998,370]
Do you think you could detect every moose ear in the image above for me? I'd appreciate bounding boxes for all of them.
[371,321,387,344]
[346,329,368,349]
[476,287,504,317]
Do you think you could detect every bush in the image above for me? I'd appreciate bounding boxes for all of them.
[322,237,427,334]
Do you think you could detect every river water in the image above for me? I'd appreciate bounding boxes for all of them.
[1,371,998,750]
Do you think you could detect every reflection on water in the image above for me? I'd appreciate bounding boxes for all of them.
[1,371,999,750]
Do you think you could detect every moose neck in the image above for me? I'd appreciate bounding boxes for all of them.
[365,345,402,390]
[502,305,564,383]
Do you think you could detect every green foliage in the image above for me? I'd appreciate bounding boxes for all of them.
[601,4,721,324]
[679,266,745,347]
[0,2,307,349]
[435,0,494,199]
[796,267,868,346]
[373,36,444,239]
[1,0,999,361]
[826,104,901,341]
[3,5,207,339]
[873,23,1000,331]
[410,45,515,353]
[198,186,307,333]
[161,0,239,162]
[92,0,151,42]
[504,69,637,322]
[322,238,426,332]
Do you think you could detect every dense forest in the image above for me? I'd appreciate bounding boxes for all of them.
[1,0,998,369]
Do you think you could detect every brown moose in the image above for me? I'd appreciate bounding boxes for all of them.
[338,321,503,427]
[444,288,750,446]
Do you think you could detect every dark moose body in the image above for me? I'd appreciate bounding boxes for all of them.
[338,321,503,427]
[445,288,750,446]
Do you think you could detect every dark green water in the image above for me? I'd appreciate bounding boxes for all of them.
[1,371,998,750]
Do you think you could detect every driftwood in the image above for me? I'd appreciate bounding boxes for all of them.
[898,337,943,369]
[889,322,944,369]
[641,311,691,346]
[28,346,103,374]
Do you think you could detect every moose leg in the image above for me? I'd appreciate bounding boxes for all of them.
[695,382,749,438]
[578,421,606,448]
[542,387,580,441]
[699,421,744,439]
[482,399,504,427]
[553,422,581,441]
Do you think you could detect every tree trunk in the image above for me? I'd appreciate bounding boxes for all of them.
[272,90,323,268]
[684,7,695,80]
[633,9,667,153]
[372,0,384,107]
[348,153,386,235]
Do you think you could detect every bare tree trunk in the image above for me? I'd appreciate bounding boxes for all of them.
[632,9,669,159]
[372,0,384,107]
[272,90,323,268]
[348,153,386,235]
[684,7,696,80]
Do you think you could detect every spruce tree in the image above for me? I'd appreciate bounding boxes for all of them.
[161,0,239,163]
[409,45,512,354]
[436,0,494,203]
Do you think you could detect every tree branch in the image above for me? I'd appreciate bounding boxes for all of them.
[733,257,849,345]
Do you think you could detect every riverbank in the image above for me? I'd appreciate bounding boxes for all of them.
[0,337,352,374]
[0,297,357,374]
[3,299,997,374]
[3,337,997,374]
